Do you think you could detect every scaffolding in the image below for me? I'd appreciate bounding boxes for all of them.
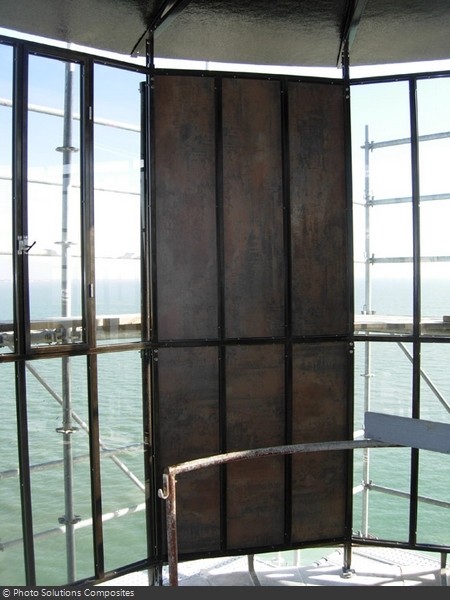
[0,74,144,584]
[355,124,450,538]
[2,85,450,585]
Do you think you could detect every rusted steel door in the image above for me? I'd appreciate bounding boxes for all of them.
[152,73,351,558]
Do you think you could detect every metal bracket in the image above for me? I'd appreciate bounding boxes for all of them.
[58,515,81,525]
[17,236,36,255]
[56,427,78,435]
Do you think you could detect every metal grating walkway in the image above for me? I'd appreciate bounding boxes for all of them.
[96,547,448,587]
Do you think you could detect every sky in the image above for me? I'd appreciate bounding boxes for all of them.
[1,26,450,302]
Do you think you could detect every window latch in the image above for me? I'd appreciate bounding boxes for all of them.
[18,236,36,255]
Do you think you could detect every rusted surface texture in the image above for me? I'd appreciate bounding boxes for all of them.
[163,473,179,587]
[291,450,347,541]
[157,346,220,464]
[153,76,352,558]
[292,342,349,442]
[222,77,285,339]
[154,75,218,341]
[156,346,221,553]
[291,342,350,541]
[172,468,221,554]
[226,456,285,547]
[225,344,285,449]
[225,344,286,547]
[165,439,393,476]
[289,81,349,336]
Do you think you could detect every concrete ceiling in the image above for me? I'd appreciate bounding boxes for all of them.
[1,0,450,68]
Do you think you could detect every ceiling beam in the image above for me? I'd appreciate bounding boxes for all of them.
[149,0,193,36]
[130,0,192,57]
[337,0,368,67]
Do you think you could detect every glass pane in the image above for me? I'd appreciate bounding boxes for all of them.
[28,56,83,347]
[416,344,450,545]
[352,81,414,336]
[26,356,93,585]
[0,363,26,585]
[353,342,412,542]
[417,77,450,336]
[97,351,147,570]
[93,65,143,344]
[0,44,14,354]
[421,259,450,337]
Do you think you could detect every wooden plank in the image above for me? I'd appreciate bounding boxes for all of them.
[365,411,450,454]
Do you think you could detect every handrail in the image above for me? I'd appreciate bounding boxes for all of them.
[157,438,397,586]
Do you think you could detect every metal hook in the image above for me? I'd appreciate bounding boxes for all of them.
[158,473,169,500]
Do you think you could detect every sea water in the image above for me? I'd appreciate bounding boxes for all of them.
[1,274,450,584]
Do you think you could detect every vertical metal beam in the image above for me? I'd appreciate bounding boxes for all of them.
[441,552,448,586]
[87,353,104,580]
[140,35,161,579]
[158,472,179,586]
[214,74,228,550]
[359,123,374,538]
[15,359,36,585]
[409,76,421,547]
[141,40,153,339]
[280,77,293,544]
[81,56,105,580]
[80,56,96,347]
[148,38,158,343]
[145,36,165,575]
[342,42,356,573]
[12,44,29,356]
[58,60,77,584]
[13,41,36,586]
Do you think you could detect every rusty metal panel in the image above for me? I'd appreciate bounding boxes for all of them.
[153,75,350,558]
[225,345,285,547]
[226,457,285,548]
[222,78,285,339]
[154,75,218,341]
[289,82,349,337]
[156,346,221,553]
[291,450,347,542]
[291,342,349,542]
